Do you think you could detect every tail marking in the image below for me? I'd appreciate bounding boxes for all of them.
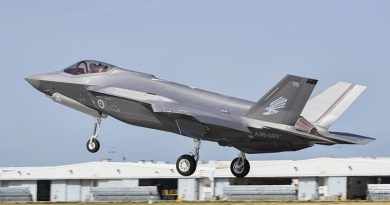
[262,96,287,115]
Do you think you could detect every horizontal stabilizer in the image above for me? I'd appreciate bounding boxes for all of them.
[302,82,366,129]
[324,132,375,145]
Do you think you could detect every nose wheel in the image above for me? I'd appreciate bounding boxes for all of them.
[230,152,250,178]
[87,138,100,153]
[176,139,201,176]
[87,116,102,153]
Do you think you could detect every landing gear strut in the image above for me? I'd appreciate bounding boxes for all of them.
[230,152,250,178]
[86,116,102,153]
[176,139,201,176]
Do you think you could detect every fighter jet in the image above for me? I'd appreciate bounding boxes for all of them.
[26,60,374,178]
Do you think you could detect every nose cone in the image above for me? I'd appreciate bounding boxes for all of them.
[25,76,41,90]
[25,73,56,95]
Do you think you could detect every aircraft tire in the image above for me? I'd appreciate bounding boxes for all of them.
[176,154,197,176]
[86,138,100,153]
[230,157,250,178]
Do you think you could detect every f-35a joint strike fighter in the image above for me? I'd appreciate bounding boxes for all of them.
[26,60,374,178]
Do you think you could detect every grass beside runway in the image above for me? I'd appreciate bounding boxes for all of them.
[3,201,390,205]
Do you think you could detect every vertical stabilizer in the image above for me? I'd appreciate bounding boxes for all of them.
[302,82,366,129]
[245,75,317,126]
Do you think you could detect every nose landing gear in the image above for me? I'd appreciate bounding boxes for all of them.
[176,139,201,176]
[86,117,102,153]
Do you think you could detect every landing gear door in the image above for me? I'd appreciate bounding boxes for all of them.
[175,118,205,138]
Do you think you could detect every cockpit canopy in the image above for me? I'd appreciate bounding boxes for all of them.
[62,60,115,75]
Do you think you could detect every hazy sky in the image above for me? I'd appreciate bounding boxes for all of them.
[1,0,389,166]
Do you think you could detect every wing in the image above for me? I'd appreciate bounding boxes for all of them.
[87,86,251,134]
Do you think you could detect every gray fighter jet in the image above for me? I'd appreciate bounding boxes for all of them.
[26,60,374,177]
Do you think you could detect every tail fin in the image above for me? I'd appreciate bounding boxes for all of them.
[302,82,366,129]
[245,75,318,126]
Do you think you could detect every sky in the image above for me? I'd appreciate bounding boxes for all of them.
[0,0,389,166]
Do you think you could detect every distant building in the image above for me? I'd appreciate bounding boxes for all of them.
[1,158,390,201]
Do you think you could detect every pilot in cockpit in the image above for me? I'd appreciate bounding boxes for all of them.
[62,60,113,75]
[89,63,108,73]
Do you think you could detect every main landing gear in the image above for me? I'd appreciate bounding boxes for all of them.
[175,140,250,178]
[176,139,201,176]
[86,116,102,153]
[230,152,250,178]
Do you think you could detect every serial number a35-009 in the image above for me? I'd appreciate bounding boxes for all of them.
[254,131,281,139]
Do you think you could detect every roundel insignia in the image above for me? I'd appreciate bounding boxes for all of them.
[97,99,105,109]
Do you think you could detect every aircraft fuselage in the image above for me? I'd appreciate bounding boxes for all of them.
[26,60,373,177]
[26,62,313,154]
